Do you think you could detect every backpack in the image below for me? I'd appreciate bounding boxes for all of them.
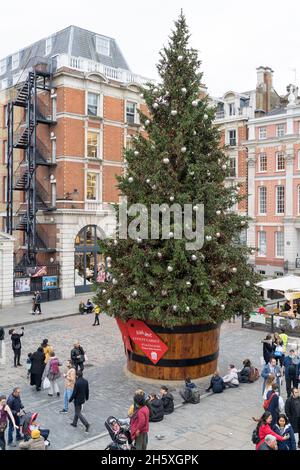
[190,387,200,404]
[251,427,260,445]
[249,367,260,383]
[50,358,59,375]
[263,391,275,410]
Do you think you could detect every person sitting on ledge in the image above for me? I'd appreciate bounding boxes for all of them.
[85,299,94,314]
[222,364,239,388]
[205,370,225,393]
[180,378,200,403]
[160,386,174,414]
[238,359,252,383]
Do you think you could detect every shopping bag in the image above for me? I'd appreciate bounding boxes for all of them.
[43,377,50,390]
[84,354,88,364]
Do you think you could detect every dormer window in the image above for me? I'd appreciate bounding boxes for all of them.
[228,103,235,116]
[96,36,110,56]
[45,37,52,56]
[0,58,6,76]
[11,52,19,71]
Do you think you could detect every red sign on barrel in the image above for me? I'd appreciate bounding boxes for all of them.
[126,320,168,365]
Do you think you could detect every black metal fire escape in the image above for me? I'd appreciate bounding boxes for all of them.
[6,70,57,265]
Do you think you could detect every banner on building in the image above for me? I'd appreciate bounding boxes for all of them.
[15,278,31,293]
[27,266,47,278]
[42,276,58,290]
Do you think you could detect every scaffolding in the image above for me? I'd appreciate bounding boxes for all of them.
[6,69,57,266]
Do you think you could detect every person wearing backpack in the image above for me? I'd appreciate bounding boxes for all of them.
[180,378,200,404]
[42,351,62,397]
[206,370,225,393]
[252,411,288,450]
[264,384,285,427]
[283,349,300,397]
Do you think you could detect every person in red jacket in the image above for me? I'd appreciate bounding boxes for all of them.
[130,393,149,450]
[253,411,289,450]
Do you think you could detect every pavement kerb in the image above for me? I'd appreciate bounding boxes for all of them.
[2,311,81,329]
[62,392,212,450]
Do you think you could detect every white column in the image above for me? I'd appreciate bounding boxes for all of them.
[284,146,296,271]
[0,233,15,308]
[285,147,294,217]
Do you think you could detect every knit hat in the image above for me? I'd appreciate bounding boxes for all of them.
[31,429,40,439]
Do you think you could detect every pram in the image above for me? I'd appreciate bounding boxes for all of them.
[104,416,134,450]
[20,412,50,448]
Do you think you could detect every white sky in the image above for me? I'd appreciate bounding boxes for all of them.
[1,0,300,97]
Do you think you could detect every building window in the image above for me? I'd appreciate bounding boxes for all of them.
[95,36,110,56]
[87,92,99,116]
[258,231,267,257]
[259,153,267,172]
[45,37,52,56]
[228,103,235,116]
[0,58,6,75]
[52,97,57,121]
[276,152,285,171]
[259,186,267,215]
[228,129,236,146]
[51,139,56,164]
[276,186,285,214]
[259,270,266,275]
[275,231,284,257]
[229,157,236,177]
[275,272,284,277]
[276,124,285,138]
[13,73,21,86]
[3,176,7,202]
[2,78,8,90]
[3,105,8,127]
[259,127,267,140]
[4,140,8,164]
[87,132,99,159]
[126,101,138,125]
[11,53,19,71]
[86,173,98,200]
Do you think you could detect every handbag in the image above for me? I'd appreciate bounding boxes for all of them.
[43,377,51,390]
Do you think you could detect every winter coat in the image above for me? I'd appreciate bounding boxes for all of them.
[64,367,76,390]
[238,366,251,383]
[261,364,281,391]
[130,406,149,440]
[42,345,53,364]
[30,350,46,375]
[283,355,300,380]
[7,394,24,417]
[10,332,23,350]
[285,396,300,433]
[0,327,4,341]
[148,398,164,422]
[43,356,61,381]
[265,391,284,427]
[223,368,239,386]
[263,341,275,364]
[161,392,174,414]
[256,423,285,450]
[69,377,89,406]
[273,424,296,450]
[19,436,45,450]
[71,346,85,365]
[207,376,225,393]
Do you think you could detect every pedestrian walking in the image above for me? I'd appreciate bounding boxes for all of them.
[285,387,300,448]
[160,386,174,414]
[7,387,24,447]
[30,347,46,391]
[33,291,42,314]
[26,353,32,379]
[0,326,4,358]
[0,395,18,451]
[264,384,285,427]
[261,334,275,365]
[263,373,276,399]
[273,414,296,450]
[60,360,76,413]
[283,349,300,397]
[130,393,150,450]
[42,351,62,397]
[273,332,285,368]
[41,339,53,364]
[69,371,90,432]
[252,411,288,450]
[279,328,289,354]
[261,358,281,393]
[9,327,24,367]
[92,304,101,326]
[71,342,85,373]
[222,364,239,388]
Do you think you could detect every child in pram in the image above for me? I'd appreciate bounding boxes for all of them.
[104,416,133,450]
[20,412,50,447]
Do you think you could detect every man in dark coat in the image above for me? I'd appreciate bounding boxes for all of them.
[9,327,24,367]
[285,387,300,448]
[283,350,300,397]
[69,371,90,432]
[33,291,42,314]
[160,386,174,414]
[7,387,24,446]
[30,347,46,391]
[70,342,85,373]
[147,394,164,422]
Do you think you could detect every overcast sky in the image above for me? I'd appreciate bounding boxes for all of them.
[1,0,300,97]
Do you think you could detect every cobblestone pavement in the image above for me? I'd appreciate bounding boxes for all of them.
[1,313,298,450]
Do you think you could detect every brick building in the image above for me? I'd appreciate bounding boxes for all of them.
[0,26,150,301]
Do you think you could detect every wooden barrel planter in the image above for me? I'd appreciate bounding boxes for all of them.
[127,322,221,380]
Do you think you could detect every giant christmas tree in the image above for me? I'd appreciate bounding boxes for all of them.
[95,13,261,332]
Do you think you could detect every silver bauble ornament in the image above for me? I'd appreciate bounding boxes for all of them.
[211,280,216,285]
[193,206,199,212]
[221,304,225,310]
[204,114,208,120]
[161,290,167,296]
[167,265,173,272]
[102,289,107,294]
[205,235,212,241]
[173,305,178,311]
[128,177,134,183]
[145,119,150,126]
[192,100,198,107]
[140,93,144,98]
[153,88,158,93]
[171,110,178,116]
[193,130,197,136]
[146,178,151,184]
[106,257,112,263]
[241,220,246,226]
[181,146,187,153]
[232,267,237,273]
[107,299,111,306]
[178,55,184,62]
[186,281,192,287]
[144,262,150,267]
[222,164,227,170]
[112,279,118,285]
[216,210,221,215]
[153,103,159,109]
[132,290,138,297]
[245,281,251,287]
[163,157,170,164]
[152,185,156,190]
[157,252,163,259]
[186,306,190,312]
[169,232,174,238]
[169,196,175,202]
[216,233,221,238]
[181,87,187,93]
[191,254,197,261]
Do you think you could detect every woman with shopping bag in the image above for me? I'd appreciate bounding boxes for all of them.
[42,351,62,397]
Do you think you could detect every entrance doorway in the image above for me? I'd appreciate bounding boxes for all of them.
[74,225,105,293]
